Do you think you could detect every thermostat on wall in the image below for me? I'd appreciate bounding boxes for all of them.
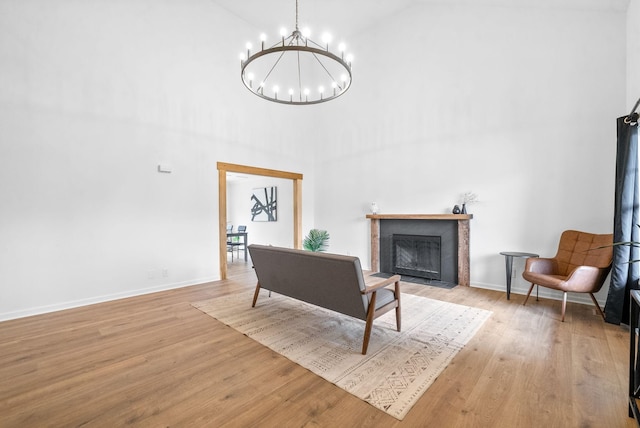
[158,163,172,173]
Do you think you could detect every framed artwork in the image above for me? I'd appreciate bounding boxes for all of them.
[251,186,277,222]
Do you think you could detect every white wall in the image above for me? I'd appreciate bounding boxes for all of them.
[0,1,316,320]
[629,0,640,107]
[312,2,628,305]
[0,0,633,320]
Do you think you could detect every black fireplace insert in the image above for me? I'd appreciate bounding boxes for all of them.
[392,234,441,280]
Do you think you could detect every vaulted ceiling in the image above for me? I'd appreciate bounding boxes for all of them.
[212,0,629,40]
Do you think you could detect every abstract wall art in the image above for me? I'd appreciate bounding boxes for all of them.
[251,186,277,222]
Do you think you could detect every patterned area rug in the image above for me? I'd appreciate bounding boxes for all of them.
[192,291,491,420]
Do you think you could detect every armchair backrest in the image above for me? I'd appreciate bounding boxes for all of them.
[554,230,613,276]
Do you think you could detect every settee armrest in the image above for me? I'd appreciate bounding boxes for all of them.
[362,274,401,295]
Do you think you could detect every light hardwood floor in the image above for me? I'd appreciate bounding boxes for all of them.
[0,261,635,427]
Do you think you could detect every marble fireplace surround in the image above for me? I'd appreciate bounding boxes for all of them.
[366,214,473,287]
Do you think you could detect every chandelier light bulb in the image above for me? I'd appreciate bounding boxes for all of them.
[338,42,346,52]
[288,88,294,95]
[280,27,288,37]
[346,53,354,63]
[239,52,246,61]
[246,42,252,50]
[322,32,332,50]
[260,33,267,42]
[302,27,311,38]
[318,86,324,94]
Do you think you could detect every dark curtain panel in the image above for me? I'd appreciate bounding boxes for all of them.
[605,112,639,325]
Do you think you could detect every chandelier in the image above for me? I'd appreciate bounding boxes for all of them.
[239,0,353,105]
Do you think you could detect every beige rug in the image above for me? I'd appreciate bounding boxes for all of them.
[192,290,491,420]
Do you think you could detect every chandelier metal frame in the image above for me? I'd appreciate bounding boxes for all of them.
[240,0,353,106]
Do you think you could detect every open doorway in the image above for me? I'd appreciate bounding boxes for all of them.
[217,162,303,279]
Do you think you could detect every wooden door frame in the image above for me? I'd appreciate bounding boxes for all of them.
[217,162,303,279]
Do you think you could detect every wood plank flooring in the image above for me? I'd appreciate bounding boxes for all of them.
[0,261,635,427]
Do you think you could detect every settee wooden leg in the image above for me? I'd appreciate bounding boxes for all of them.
[395,281,402,332]
[589,293,605,320]
[523,283,535,306]
[362,320,373,355]
[251,282,261,307]
[362,292,377,355]
[561,292,567,322]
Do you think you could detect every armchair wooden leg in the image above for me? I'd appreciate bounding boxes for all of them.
[589,293,605,320]
[561,292,567,322]
[523,283,535,306]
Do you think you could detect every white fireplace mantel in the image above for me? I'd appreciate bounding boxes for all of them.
[366,214,473,286]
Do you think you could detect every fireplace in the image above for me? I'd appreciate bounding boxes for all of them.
[380,219,457,285]
[392,234,441,280]
[366,214,472,286]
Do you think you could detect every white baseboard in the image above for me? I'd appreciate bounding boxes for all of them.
[0,276,219,322]
[471,282,605,307]
[4,278,604,323]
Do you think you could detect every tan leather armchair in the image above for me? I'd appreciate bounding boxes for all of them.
[522,230,613,322]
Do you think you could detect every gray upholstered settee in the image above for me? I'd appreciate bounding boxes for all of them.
[248,244,402,354]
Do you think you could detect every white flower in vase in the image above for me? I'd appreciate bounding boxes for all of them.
[461,192,478,214]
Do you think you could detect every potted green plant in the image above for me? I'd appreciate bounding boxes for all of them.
[303,229,330,252]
